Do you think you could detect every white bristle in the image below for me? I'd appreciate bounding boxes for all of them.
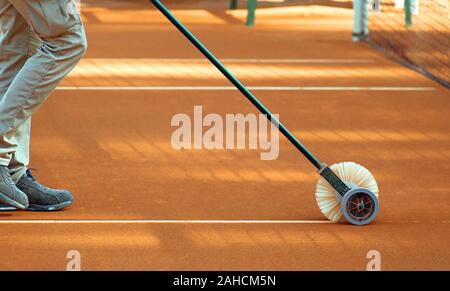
[315,162,379,222]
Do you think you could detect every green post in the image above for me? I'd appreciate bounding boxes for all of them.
[352,0,368,42]
[405,0,412,27]
[246,0,257,26]
[230,0,238,10]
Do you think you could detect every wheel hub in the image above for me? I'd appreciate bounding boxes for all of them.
[357,202,365,211]
[347,192,374,221]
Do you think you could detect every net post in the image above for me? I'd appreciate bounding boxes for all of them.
[246,0,257,26]
[353,0,369,42]
[405,0,412,27]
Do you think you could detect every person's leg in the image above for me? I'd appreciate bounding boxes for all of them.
[0,118,30,210]
[8,118,31,182]
[0,0,87,210]
[8,30,41,183]
[0,0,31,209]
[2,0,87,178]
[0,0,87,136]
[0,0,31,169]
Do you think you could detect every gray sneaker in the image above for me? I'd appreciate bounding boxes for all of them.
[0,166,29,209]
[16,169,73,211]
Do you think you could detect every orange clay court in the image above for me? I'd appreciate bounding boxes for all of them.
[0,0,449,270]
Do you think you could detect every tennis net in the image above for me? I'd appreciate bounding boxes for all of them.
[367,0,449,87]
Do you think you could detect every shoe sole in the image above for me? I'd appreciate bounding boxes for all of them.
[0,200,73,211]
[0,192,28,210]
[0,205,17,211]
[27,200,73,211]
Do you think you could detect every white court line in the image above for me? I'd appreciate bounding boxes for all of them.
[87,58,376,64]
[56,86,436,91]
[0,219,332,224]
[2,219,447,225]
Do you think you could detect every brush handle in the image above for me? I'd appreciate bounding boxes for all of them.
[150,0,324,169]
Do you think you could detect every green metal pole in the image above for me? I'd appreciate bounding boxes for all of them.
[230,0,238,10]
[246,0,257,26]
[405,0,412,27]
